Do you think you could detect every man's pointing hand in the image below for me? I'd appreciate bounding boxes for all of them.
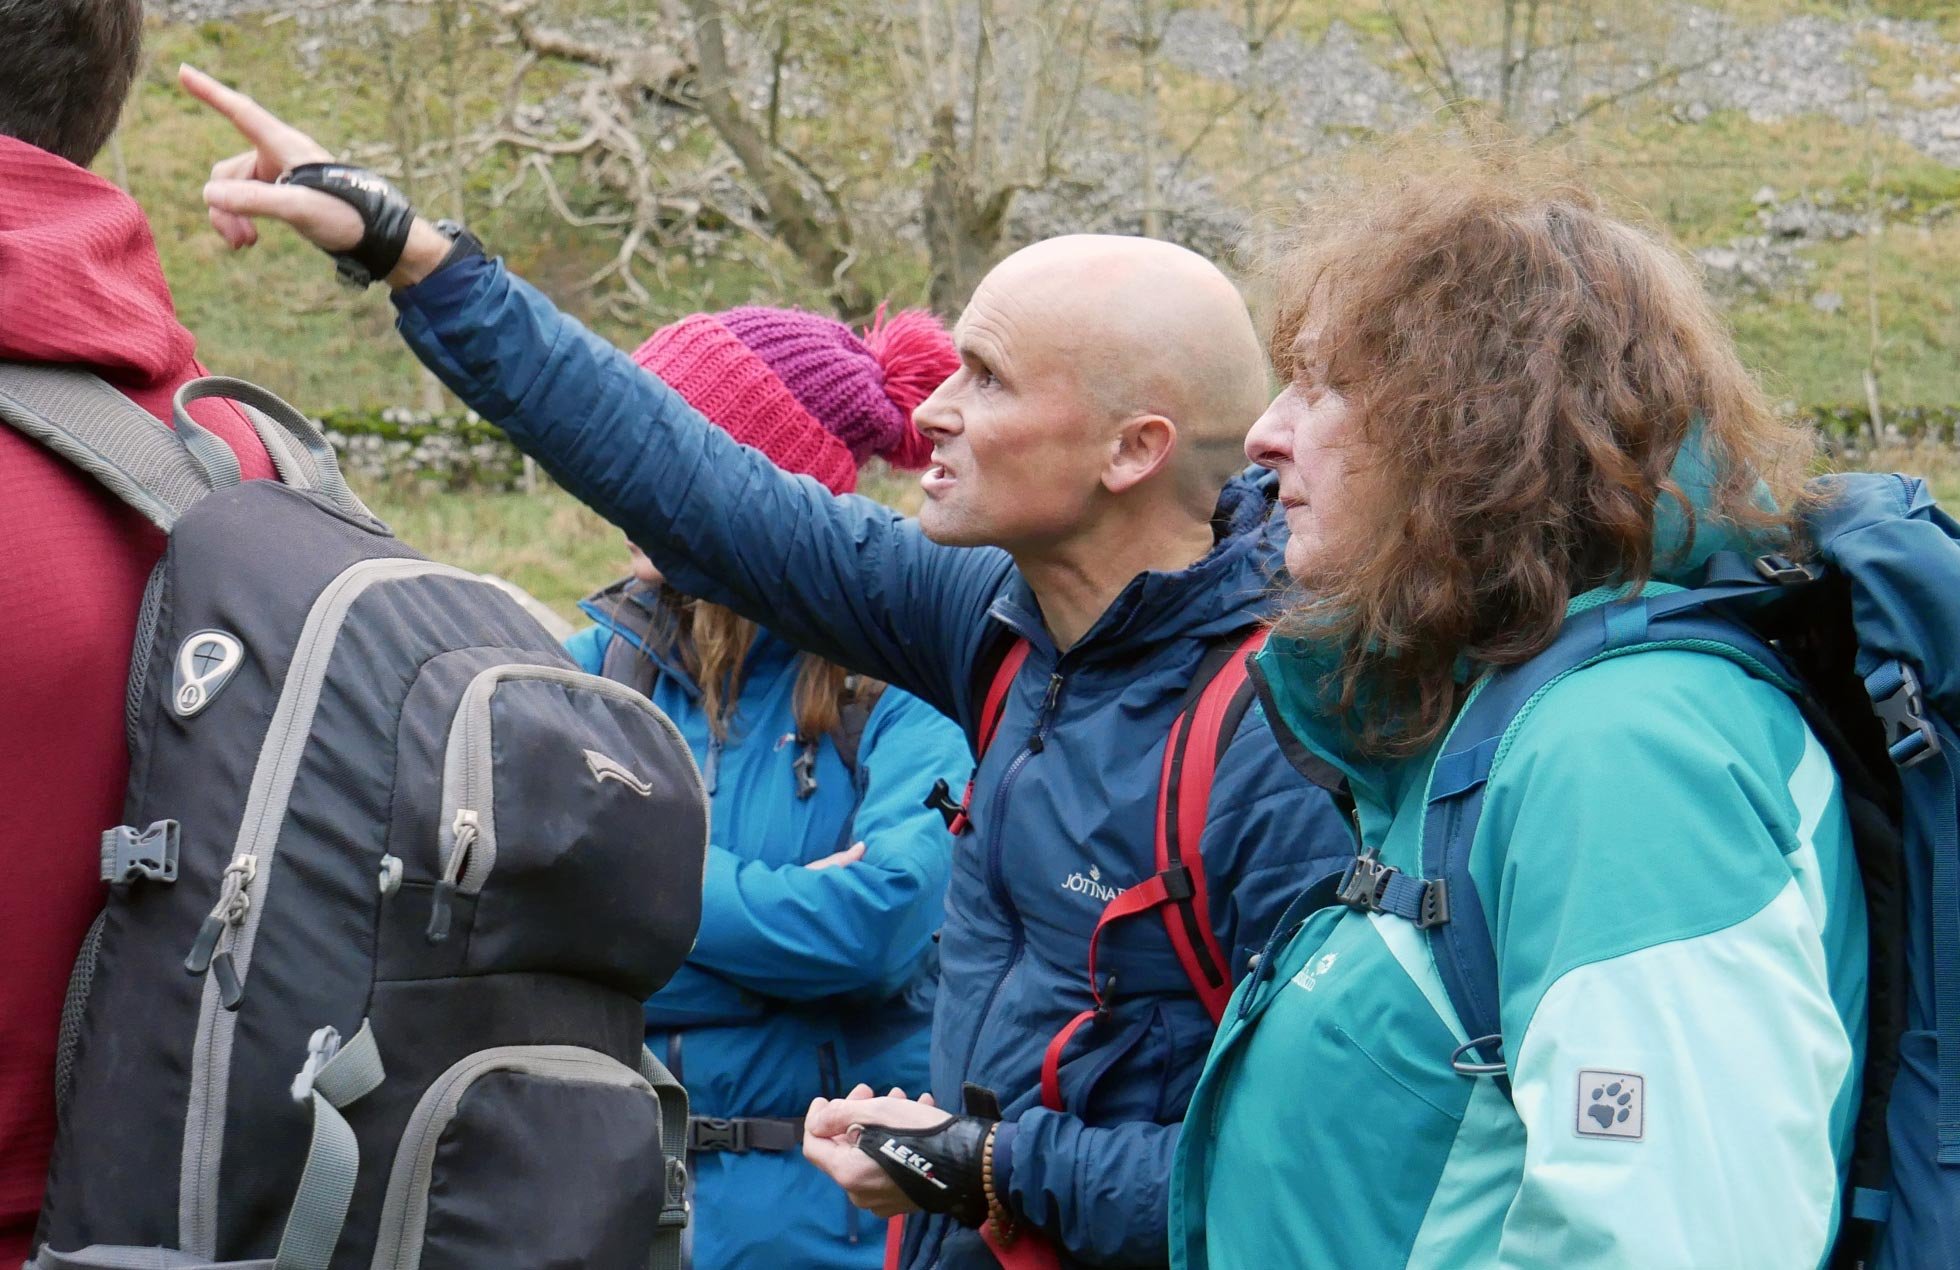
[179,64,450,287]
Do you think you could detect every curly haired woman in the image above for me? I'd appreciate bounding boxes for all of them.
[1170,150,1867,1268]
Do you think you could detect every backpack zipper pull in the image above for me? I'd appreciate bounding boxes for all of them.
[428,809,478,944]
[184,854,258,1006]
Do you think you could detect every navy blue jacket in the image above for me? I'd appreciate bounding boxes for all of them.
[393,256,1354,1268]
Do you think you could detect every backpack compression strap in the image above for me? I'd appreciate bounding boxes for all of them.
[1039,626,1266,1111]
[0,363,220,532]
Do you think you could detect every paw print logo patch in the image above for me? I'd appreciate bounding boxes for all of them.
[1575,1070,1644,1140]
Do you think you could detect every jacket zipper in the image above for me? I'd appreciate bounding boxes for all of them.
[956,669,1067,1094]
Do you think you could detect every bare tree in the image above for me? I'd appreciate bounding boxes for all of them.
[1127,0,1186,238]
[679,0,874,314]
[1860,87,1887,445]
[891,0,1104,309]
[1381,0,1725,137]
[484,0,875,316]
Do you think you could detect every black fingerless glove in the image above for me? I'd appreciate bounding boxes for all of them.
[276,162,416,288]
[856,1114,995,1227]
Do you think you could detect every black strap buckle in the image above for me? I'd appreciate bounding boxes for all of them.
[1416,878,1452,929]
[1876,663,1942,769]
[689,1116,748,1153]
[1335,848,1394,913]
[1159,863,1195,902]
[924,778,964,831]
[1336,848,1450,928]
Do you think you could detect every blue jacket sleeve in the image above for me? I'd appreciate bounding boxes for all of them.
[564,625,608,674]
[685,689,966,1000]
[997,704,1355,1264]
[393,256,1014,720]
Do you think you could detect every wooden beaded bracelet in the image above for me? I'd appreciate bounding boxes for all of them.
[982,1121,1017,1242]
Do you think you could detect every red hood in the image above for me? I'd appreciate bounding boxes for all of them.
[0,134,200,386]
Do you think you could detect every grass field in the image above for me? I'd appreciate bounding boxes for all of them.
[359,464,927,622]
[120,3,1960,417]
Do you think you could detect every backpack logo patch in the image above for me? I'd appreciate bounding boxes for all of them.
[1575,1070,1644,1140]
[584,748,654,796]
[172,630,244,718]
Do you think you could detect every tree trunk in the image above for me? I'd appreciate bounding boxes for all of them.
[922,106,1007,311]
[1139,0,1162,238]
[684,0,872,316]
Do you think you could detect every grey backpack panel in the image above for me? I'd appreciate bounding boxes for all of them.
[15,373,706,1270]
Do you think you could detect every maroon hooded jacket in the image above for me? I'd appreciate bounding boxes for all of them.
[0,135,276,1259]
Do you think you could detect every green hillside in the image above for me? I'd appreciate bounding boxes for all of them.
[103,1,1960,617]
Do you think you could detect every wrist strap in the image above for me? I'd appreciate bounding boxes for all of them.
[277,163,415,288]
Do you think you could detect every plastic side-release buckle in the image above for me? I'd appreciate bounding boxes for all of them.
[1335,848,1450,928]
[1335,848,1392,911]
[1874,663,1941,769]
[101,819,180,884]
[689,1116,749,1153]
[924,777,967,833]
[1753,553,1821,586]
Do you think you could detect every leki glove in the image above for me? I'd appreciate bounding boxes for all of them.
[276,162,416,288]
[855,1114,994,1227]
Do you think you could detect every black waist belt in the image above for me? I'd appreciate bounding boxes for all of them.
[687,1114,804,1154]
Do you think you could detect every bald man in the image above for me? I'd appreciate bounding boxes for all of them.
[186,69,1353,1270]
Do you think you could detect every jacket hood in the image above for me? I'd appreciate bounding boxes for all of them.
[0,136,205,388]
[989,464,1288,657]
[1652,425,1778,584]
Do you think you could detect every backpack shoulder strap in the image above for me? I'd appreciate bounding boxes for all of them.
[1375,579,1795,1097]
[941,635,1031,836]
[0,363,218,532]
[829,677,887,774]
[1039,626,1266,1111]
[1155,626,1267,1024]
[974,636,1032,757]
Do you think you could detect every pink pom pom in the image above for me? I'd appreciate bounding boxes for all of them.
[864,306,958,469]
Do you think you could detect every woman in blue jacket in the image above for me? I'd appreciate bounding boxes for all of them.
[566,305,970,1269]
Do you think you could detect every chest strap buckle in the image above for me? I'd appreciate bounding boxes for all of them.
[1335,848,1451,929]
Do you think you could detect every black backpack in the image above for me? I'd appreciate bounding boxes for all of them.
[1,366,707,1270]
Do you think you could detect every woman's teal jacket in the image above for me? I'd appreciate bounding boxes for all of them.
[1172,498,1869,1268]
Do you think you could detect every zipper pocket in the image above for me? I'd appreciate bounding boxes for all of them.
[179,556,479,1258]
[370,1045,657,1270]
[426,665,706,943]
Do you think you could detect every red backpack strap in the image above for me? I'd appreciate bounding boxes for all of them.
[1156,626,1266,1023]
[945,638,1031,836]
[1038,626,1267,1110]
[976,639,1031,755]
